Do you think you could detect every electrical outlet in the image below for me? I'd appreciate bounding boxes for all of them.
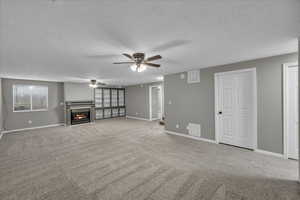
[168,100,172,105]
[180,73,185,79]
[135,112,139,116]
[176,124,179,128]
[28,120,32,124]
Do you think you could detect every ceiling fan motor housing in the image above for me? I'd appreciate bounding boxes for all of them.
[91,80,97,85]
[133,53,145,64]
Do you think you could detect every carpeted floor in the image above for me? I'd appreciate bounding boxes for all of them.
[0,118,299,200]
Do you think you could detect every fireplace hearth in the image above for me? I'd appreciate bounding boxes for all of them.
[65,101,95,126]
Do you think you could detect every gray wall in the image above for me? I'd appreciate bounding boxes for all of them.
[298,39,300,181]
[164,53,298,154]
[2,79,65,131]
[125,82,163,120]
[64,82,94,101]
[0,78,2,132]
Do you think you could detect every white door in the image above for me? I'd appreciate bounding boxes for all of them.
[215,68,257,149]
[287,66,299,160]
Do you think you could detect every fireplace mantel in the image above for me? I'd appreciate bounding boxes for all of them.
[65,101,95,125]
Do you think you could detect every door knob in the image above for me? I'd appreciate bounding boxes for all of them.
[218,111,222,115]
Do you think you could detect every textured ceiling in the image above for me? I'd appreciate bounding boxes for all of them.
[0,0,300,85]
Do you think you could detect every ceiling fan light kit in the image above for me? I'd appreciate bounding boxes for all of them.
[138,64,147,72]
[114,52,162,72]
[89,84,98,88]
[130,64,147,72]
[130,64,137,72]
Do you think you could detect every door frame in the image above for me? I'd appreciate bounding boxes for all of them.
[149,85,163,121]
[283,62,298,159]
[214,68,258,149]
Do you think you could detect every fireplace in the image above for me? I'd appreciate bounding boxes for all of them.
[71,109,91,125]
[65,101,95,126]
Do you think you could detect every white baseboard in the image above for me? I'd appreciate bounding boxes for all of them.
[0,132,3,140]
[2,123,64,134]
[254,149,285,158]
[126,116,151,121]
[165,130,287,159]
[165,130,217,144]
[150,118,160,121]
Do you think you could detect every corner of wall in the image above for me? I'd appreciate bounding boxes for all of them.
[0,78,3,138]
[298,37,300,182]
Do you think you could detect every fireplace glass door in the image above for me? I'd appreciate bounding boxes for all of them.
[71,109,91,125]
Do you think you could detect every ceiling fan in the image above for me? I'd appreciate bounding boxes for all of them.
[113,53,162,72]
[89,80,106,88]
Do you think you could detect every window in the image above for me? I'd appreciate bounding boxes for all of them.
[95,88,103,108]
[13,85,48,112]
[94,88,126,120]
[103,89,110,107]
[111,89,118,107]
[118,89,124,106]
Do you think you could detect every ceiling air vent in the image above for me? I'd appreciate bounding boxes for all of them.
[187,70,200,84]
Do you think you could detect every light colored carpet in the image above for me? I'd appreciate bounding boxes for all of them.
[0,118,299,200]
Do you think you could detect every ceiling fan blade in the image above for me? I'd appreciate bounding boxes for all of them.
[150,39,190,52]
[113,62,135,64]
[146,55,162,62]
[122,53,134,60]
[103,27,137,50]
[86,54,119,58]
[161,58,183,65]
[144,63,160,68]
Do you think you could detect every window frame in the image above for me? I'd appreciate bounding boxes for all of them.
[94,88,126,120]
[13,84,49,112]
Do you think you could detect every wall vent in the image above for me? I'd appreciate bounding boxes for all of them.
[187,123,201,137]
[187,70,200,83]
